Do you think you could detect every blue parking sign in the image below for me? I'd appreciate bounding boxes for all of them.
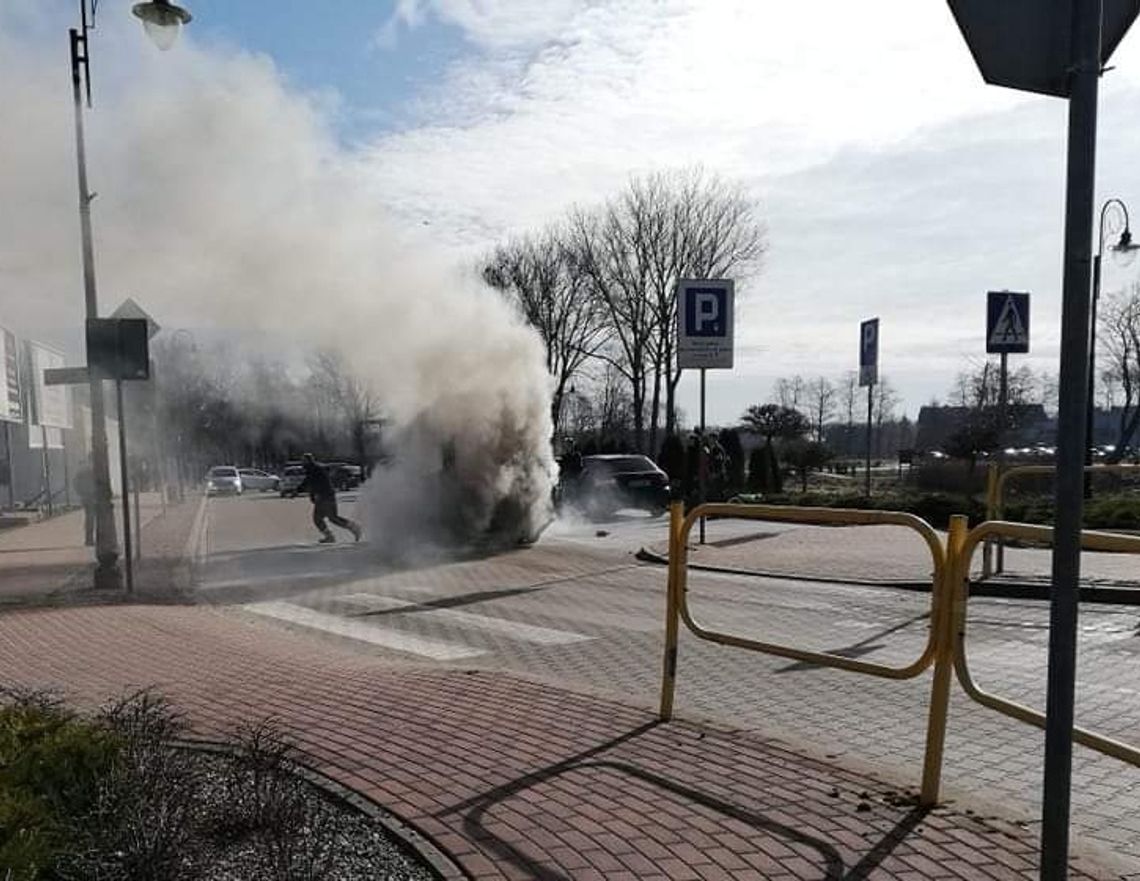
[859,318,879,387]
[677,279,734,369]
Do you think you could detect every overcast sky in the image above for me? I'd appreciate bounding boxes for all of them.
[4,1,1140,424]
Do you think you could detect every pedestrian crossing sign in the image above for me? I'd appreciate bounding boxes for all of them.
[986,291,1030,354]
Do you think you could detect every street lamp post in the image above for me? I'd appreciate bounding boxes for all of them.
[68,0,192,589]
[1086,198,1140,494]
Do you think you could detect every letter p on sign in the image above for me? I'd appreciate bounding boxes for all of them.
[694,292,721,334]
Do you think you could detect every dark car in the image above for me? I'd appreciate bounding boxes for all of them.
[557,454,669,518]
[326,462,363,491]
[278,464,305,498]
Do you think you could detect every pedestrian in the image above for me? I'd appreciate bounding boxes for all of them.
[296,453,362,544]
[73,464,95,547]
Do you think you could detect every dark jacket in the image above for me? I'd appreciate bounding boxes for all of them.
[297,461,335,501]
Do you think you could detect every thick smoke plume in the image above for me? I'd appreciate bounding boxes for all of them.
[0,5,554,549]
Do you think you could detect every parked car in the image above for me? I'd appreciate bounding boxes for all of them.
[556,454,669,518]
[326,462,364,491]
[205,466,242,496]
[238,468,279,492]
[278,463,306,498]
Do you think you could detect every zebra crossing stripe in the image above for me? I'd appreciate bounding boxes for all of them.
[334,593,594,646]
[242,601,486,660]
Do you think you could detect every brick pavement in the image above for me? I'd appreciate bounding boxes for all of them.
[0,492,198,602]
[0,603,1122,879]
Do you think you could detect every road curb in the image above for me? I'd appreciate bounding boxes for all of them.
[183,493,208,579]
[635,547,1140,605]
[179,738,469,881]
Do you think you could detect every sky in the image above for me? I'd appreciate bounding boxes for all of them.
[5,1,1140,425]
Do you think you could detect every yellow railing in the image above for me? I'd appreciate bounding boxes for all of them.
[953,520,1140,767]
[657,502,1140,807]
[983,462,1140,577]
[658,501,954,805]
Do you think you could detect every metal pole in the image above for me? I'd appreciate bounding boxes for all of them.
[71,24,120,590]
[116,381,133,594]
[997,352,1009,573]
[3,422,13,509]
[62,432,71,509]
[40,426,53,517]
[659,500,683,720]
[865,384,873,496]
[1041,2,1101,875]
[1085,245,1102,498]
[133,471,141,562]
[699,367,707,545]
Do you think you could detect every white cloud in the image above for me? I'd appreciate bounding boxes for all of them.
[378,0,590,50]
[10,0,1140,427]
[356,0,1140,420]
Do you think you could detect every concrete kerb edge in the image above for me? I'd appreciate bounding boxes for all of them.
[183,493,209,581]
[635,546,1140,605]
[176,738,469,881]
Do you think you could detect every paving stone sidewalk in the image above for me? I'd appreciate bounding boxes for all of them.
[0,492,200,603]
[0,603,1119,879]
[648,523,1140,588]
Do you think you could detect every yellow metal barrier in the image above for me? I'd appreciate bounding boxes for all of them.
[657,502,1140,807]
[983,462,1140,577]
[952,520,1140,768]
[657,500,953,804]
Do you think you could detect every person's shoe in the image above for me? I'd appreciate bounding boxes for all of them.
[318,533,335,544]
[350,523,362,542]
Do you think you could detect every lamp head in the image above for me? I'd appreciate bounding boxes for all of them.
[1111,227,1140,268]
[132,1,192,50]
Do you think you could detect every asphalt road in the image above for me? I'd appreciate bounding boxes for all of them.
[198,490,1140,874]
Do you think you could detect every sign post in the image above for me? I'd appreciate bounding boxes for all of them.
[47,316,153,595]
[986,291,1031,573]
[949,3,1138,875]
[678,279,735,545]
[859,318,879,497]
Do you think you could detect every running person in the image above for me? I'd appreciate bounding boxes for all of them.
[297,453,362,543]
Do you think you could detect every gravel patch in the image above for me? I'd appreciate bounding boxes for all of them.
[180,752,437,880]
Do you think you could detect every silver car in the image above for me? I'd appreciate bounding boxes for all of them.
[205,466,242,496]
[238,468,279,492]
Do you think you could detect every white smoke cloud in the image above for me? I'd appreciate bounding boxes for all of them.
[0,5,554,547]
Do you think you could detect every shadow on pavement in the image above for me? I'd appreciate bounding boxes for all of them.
[347,584,547,618]
[774,611,931,674]
[435,719,926,880]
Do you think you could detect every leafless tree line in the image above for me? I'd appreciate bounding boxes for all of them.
[769,371,905,454]
[483,168,765,453]
[1098,283,1140,459]
[148,336,379,474]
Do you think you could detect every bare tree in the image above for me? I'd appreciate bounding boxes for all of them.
[873,378,900,456]
[838,370,859,455]
[950,359,1040,409]
[804,376,835,443]
[566,206,655,452]
[570,169,764,454]
[774,375,805,411]
[1099,285,1140,459]
[482,229,610,435]
[308,350,378,462]
[650,169,765,447]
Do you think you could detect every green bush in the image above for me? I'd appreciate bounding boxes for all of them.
[0,698,121,879]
